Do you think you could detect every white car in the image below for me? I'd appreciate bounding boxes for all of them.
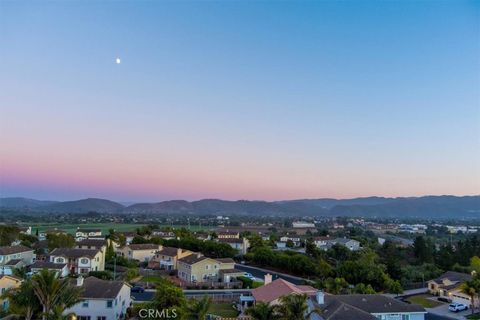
[243,272,255,280]
[448,303,468,312]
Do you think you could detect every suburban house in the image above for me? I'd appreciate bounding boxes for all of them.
[332,238,361,251]
[312,293,427,320]
[77,239,108,270]
[75,228,103,241]
[252,276,317,305]
[64,276,131,320]
[177,254,221,283]
[313,236,331,248]
[0,245,36,269]
[247,277,426,320]
[49,248,104,274]
[30,260,69,277]
[0,275,23,312]
[427,271,477,308]
[116,243,161,262]
[147,247,193,270]
[316,238,361,251]
[177,254,241,284]
[217,237,250,255]
[217,231,240,239]
[217,258,247,283]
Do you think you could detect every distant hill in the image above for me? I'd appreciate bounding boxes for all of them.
[0,197,58,208]
[42,198,125,213]
[1,195,479,218]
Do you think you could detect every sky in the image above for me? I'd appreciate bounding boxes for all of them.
[0,1,479,202]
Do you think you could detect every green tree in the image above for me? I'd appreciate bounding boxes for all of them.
[46,233,75,251]
[105,241,115,261]
[277,294,320,320]
[186,296,211,320]
[470,256,480,274]
[325,277,349,294]
[32,269,81,320]
[147,279,187,319]
[246,301,278,320]
[413,236,434,264]
[461,280,478,315]
[1,279,40,320]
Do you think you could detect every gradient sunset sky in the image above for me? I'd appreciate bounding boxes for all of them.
[1,1,479,202]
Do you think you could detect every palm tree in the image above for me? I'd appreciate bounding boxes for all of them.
[187,295,211,320]
[1,279,40,320]
[461,280,478,315]
[32,269,81,320]
[245,301,278,320]
[277,294,321,320]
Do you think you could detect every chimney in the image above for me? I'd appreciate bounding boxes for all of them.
[264,273,272,285]
[76,275,84,287]
[177,248,182,257]
[316,291,325,305]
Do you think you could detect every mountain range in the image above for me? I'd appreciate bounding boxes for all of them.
[0,195,479,219]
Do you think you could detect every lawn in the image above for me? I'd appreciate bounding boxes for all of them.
[140,275,166,284]
[466,314,480,320]
[405,295,444,308]
[28,223,145,235]
[208,303,238,318]
[25,223,208,235]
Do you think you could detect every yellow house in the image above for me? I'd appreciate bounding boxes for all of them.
[178,254,221,283]
[147,247,193,270]
[0,275,23,312]
[116,243,161,262]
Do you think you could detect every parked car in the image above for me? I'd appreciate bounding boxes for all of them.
[437,297,450,303]
[448,303,468,312]
[131,286,145,293]
[243,273,255,280]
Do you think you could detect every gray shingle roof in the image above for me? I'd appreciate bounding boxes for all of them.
[328,294,426,314]
[79,277,127,299]
[0,245,33,255]
[50,248,100,258]
[432,271,472,284]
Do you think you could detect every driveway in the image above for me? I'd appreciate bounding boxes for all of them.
[426,304,470,320]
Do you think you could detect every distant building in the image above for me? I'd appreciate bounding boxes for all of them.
[76,227,102,241]
[217,231,240,239]
[151,230,175,239]
[292,221,315,228]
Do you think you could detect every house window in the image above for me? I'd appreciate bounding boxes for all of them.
[78,317,91,320]
[82,300,89,308]
[97,317,106,320]
[80,258,89,264]
[106,300,113,308]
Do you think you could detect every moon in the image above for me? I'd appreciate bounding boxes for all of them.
[116,58,121,64]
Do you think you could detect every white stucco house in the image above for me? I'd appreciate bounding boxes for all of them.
[64,276,131,320]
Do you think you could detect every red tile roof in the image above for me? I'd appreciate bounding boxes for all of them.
[252,278,317,303]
